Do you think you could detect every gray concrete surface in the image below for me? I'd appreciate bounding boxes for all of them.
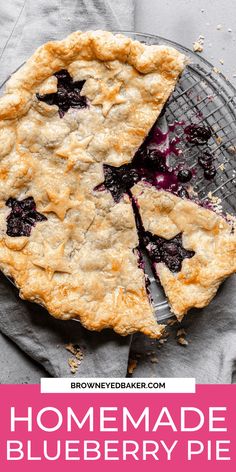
[135,0,236,86]
[0,0,236,383]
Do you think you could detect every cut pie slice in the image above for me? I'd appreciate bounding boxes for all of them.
[132,182,236,320]
[0,31,186,337]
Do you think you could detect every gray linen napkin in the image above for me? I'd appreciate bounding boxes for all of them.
[0,0,134,381]
[130,276,236,384]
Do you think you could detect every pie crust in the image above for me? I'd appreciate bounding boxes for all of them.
[0,31,187,337]
[132,182,236,319]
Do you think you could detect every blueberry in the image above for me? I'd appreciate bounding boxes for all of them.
[204,167,216,180]
[198,151,214,169]
[184,124,212,145]
[178,187,189,199]
[177,169,192,183]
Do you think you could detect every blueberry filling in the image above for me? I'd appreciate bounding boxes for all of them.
[6,197,47,237]
[36,69,88,117]
[184,124,212,145]
[131,195,195,274]
[143,232,195,273]
[96,117,216,203]
[99,163,139,203]
[198,151,216,180]
[95,138,179,202]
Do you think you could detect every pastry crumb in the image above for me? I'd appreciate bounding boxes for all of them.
[150,356,158,364]
[65,343,84,360]
[219,59,224,65]
[193,34,205,53]
[66,343,84,373]
[193,41,204,53]
[177,328,187,337]
[213,67,220,74]
[178,337,189,346]
[219,163,225,171]
[128,358,138,375]
[207,192,223,213]
[228,145,236,154]
[68,358,79,374]
[216,24,223,30]
[177,328,189,347]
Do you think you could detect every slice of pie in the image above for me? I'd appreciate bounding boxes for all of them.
[132,182,236,320]
[0,31,187,338]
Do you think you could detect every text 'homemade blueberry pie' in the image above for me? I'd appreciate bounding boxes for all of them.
[0,31,235,338]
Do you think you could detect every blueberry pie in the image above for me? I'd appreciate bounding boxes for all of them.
[0,30,234,338]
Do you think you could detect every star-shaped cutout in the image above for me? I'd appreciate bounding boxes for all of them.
[56,134,93,171]
[32,242,72,279]
[92,81,126,116]
[6,197,47,237]
[36,69,88,118]
[143,232,195,273]
[43,189,79,220]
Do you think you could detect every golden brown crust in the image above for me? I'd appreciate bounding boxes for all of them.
[0,31,187,337]
[132,183,236,319]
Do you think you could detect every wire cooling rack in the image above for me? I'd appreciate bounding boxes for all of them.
[1,33,236,323]
[116,32,236,321]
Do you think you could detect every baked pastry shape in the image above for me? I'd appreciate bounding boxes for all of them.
[132,182,236,319]
[0,31,187,337]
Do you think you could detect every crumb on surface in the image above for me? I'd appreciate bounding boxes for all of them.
[177,328,189,347]
[228,145,236,154]
[178,337,189,346]
[207,192,223,213]
[193,41,204,53]
[216,136,223,144]
[68,358,79,374]
[65,343,84,374]
[177,328,187,337]
[216,24,223,30]
[65,343,84,360]
[150,356,158,364]
[128,358,137,375]
[219,59,224,65]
